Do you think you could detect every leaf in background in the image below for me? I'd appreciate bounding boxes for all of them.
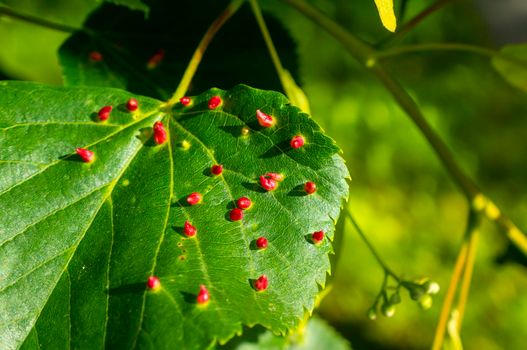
[374,0,397,32]
[282,69,311,114]
[0,82,348,349]
[59,0,298,100]
[492,43,527,93]
[102,0,148,14]
[219,316,351,350]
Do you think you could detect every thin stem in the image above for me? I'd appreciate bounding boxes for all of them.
[0,6,79,33]
[344,208,400,281]
[378,0,456,47]
[432,241,468,350]
[456,223,479,330]
[281,0,527,255]
[167,0,244,106]
[249,0,286,86]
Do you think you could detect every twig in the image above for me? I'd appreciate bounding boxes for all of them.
[0,5,79,33]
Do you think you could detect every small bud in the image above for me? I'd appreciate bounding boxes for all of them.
[153,121,167,145]
[304,181,316,194]
[389,293,401,305]
[367,307,377,320]
[264,172,284,182]
[197,284,209,304]
[179,96,191,106]
[89,51,103,62]
[241,127,250,136]
[211,164,223,176]
[230,208,244,221]
[126,98,138,112]
[254,275,268,291]
[418,294,433,310]
[256,237,268,249]
[76,148,95,163]
[256,109,274,127]
[208,96,222,109]
[290,135,305,149]
[147,276,160,290]
[382,303,396,318]
[98,105,112,121]
[408,285,426,301]
[424,281,440,295]
[183,221,197,237]
[186,192,202,205]
[260,175,277,191]
[312,230,324,244]
[237,197,252,210]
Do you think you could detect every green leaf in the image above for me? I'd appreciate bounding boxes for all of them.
[59,1,298,99]
[102,0,149,14]
[373,0,397,32]
[0,82,348,349]
[492,43,527,93]
[220,316,351,350]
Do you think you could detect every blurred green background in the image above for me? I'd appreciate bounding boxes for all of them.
[1,0,526,349]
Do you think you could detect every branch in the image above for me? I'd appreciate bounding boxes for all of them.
[167,0,244,106]
[0,5,79,33]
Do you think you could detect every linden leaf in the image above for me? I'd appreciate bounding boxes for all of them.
[0,82,348,349]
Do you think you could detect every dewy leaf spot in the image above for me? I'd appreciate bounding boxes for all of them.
[76,148,95,163]
[98,105,112,121]
[126,98,138,112]
[197,285,210,305]
[230,208,244,221]
[208,96,222,109]
[256,109,274,128]
[183,220,197,237]
[153,121,167,145]
[147,276,161,291]
[211,164,223,176]
[236,197,252,210]
[256,237,268,250]
[147,48,165,70]
[312,230,324,244]
[186,192,202,205]
[290,135,305,149]
[241,127,250,136]
[180,96,192,106]
[254,275,268,291]
[260,175,277,191]
[304,181,317,194]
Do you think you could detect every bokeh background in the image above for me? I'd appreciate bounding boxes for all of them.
[1,0,526,349]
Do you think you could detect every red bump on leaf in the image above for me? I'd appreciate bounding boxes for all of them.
[89,51,103,62]
[256,109,274,128]
[230,208,244,221]
[126,98,138,112]
[256,237,268,249]
[236,197,252,210]
[98,105,112,121]
[259,175,277,191]
[180,96,191,106]
[312,230,324,244]
[208,96,222,109]
[147,276,161,290]
[76,148,94,163]
[254,275,268,291]
[183,221,197,237]
[211,164,223,176]
[197,284,209,304]
[147,48,165,69]
[265,172,284,182]
[153,121,167,145]
[290,135,305,149]
[186,192,202,205]
[304,181,317,194]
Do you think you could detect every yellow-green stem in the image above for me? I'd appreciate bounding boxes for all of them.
[0,5,79,32]
[167,0,244,106]
[456,226,479,330]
